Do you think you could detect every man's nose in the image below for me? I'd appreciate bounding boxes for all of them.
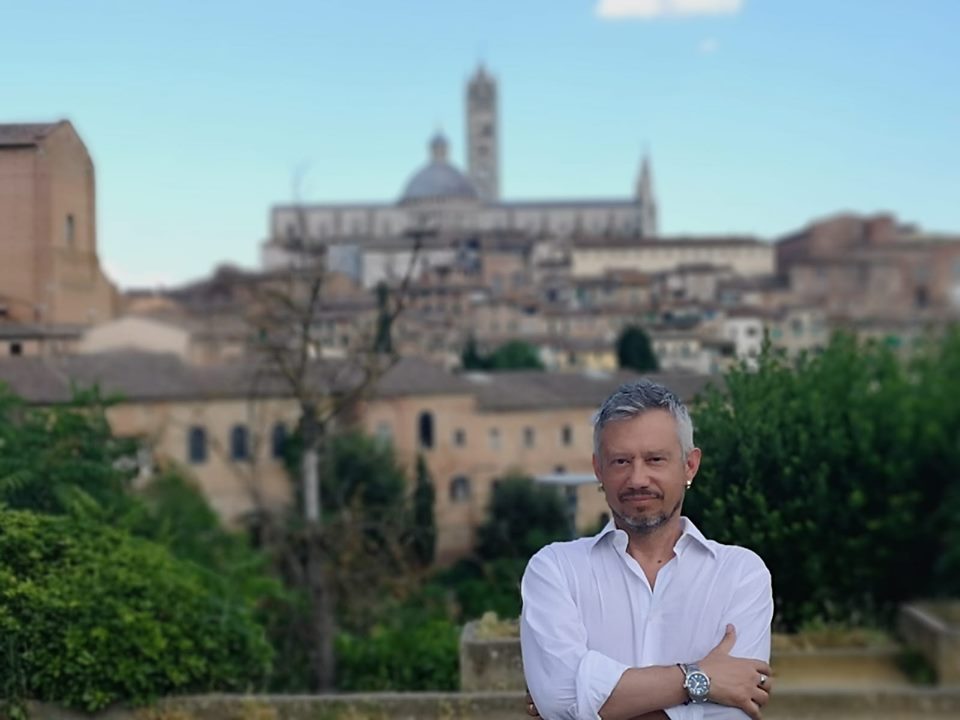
[625,463,652,488]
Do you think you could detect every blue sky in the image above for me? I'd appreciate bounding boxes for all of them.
[3,0,958,287]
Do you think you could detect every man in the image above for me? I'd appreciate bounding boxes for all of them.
[520,380,773,720]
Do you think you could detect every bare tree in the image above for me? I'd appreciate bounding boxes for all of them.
[243,192,428,690]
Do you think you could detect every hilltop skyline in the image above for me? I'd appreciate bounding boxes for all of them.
[3,0,958,288]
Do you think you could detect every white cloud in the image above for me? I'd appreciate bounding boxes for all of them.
[597,0,744,20]
[699,37,720,54]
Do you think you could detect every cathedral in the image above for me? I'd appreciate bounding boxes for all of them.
[263,66,657,269]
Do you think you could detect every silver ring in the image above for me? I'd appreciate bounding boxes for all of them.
[758,673,767,687]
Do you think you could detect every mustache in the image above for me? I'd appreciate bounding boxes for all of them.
[619,489,663,501]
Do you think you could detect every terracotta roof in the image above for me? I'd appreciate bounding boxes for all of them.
[466,369,714,412]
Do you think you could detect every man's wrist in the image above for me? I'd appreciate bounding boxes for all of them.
[678,662,711,704]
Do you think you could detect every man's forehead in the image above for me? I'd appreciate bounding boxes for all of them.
[598,410,682,449]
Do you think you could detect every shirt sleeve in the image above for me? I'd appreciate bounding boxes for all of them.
[699,552,774,720]
[665,703,705,720]
[520,547,630,720]
[727,552,773,663]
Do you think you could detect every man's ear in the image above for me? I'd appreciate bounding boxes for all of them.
[685,447,702,485]
[592,452,601,483]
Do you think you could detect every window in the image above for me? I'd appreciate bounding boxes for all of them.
[230,424,250,461]
[450,475,471,502]
[561,425,573,447]
[271,422,287,459]
[9,342,22,356]
[65,214,75,247]
[376,421,393,444]
[488,427,501,450]
[418,411,434,449]
[188,426,207,464]
[523,427,535,448]
[453,428,467,447]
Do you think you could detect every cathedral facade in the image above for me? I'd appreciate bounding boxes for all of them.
[263,66,657,270]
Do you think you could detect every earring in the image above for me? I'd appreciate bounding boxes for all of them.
[685,480,693,489]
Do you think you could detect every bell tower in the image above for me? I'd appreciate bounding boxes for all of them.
[466,64,499,203]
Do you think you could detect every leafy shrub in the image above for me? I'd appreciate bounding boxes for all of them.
[687,330,960,630]
[0,510,271,712]
[476,474,570,560]
[335,618,459,691]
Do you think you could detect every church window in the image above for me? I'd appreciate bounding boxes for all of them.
[65,215,75,248]
[230,424,250,461]
[271,422,288,459]
[188,426,207,464]
[523,427,535,448]
[450,475,471,502]
[418,411,435,450]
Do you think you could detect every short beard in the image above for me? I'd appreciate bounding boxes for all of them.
[613,497,683,536]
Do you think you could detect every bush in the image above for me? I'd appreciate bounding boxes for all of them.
[687,331,960,630]
[476,474,570,561]
[335,618,459,691]
[0,510,271,712]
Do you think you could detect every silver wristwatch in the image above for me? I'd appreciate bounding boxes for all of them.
[679,662,711,704]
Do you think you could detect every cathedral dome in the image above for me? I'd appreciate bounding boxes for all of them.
[399,133,479,205]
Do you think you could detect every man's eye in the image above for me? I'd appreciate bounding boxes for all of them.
[649,457,664,464]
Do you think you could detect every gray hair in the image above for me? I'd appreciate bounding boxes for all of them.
[592,380,695,459]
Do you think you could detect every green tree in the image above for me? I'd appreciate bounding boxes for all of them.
[476,473,570,560]
[410,454,436,567]
[617,325,659,372]
[461,335,488,370]
[0,387,137,517]
[0,510,271,713]
[686,331,960,630]
[488,340,544,370]
[461,339,544,371]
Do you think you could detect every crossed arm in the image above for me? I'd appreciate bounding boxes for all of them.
[520,552,774,720]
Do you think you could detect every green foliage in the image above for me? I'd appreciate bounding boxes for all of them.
[0,510,271,712]
[410,454,436,567]
[0,387,137,517]
[476,474,571,560]
[335,618,459,691]
[686,329,960,630]
[432,556,529,621]
[461,339,544,371]
[617,325,659,372]
[129,468,292,632]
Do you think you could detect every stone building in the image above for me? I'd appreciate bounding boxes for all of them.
[0,351,712,563]
[0,121,116,327]
[262,65,657,271]
[776,213,960,319]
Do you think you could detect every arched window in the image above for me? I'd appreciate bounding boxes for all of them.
[230,424,250,461]
[271,422,287,459]
[561,425,573,446]
[188,426,207,464]
[450,475,471,503]
[418,411,434,450]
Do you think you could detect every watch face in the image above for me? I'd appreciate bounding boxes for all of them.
[687,671,710,699]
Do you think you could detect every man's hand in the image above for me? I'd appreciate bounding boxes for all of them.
[525,690,539,717]
[698,624,773,720]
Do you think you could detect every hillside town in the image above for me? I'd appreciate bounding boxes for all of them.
[2,68,960,563]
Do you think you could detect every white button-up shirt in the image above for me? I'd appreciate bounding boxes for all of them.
[520,518,773,720]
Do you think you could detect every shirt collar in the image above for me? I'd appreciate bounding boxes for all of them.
[588,516,717,558]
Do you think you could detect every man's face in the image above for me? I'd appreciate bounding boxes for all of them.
[592,409,701,535]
